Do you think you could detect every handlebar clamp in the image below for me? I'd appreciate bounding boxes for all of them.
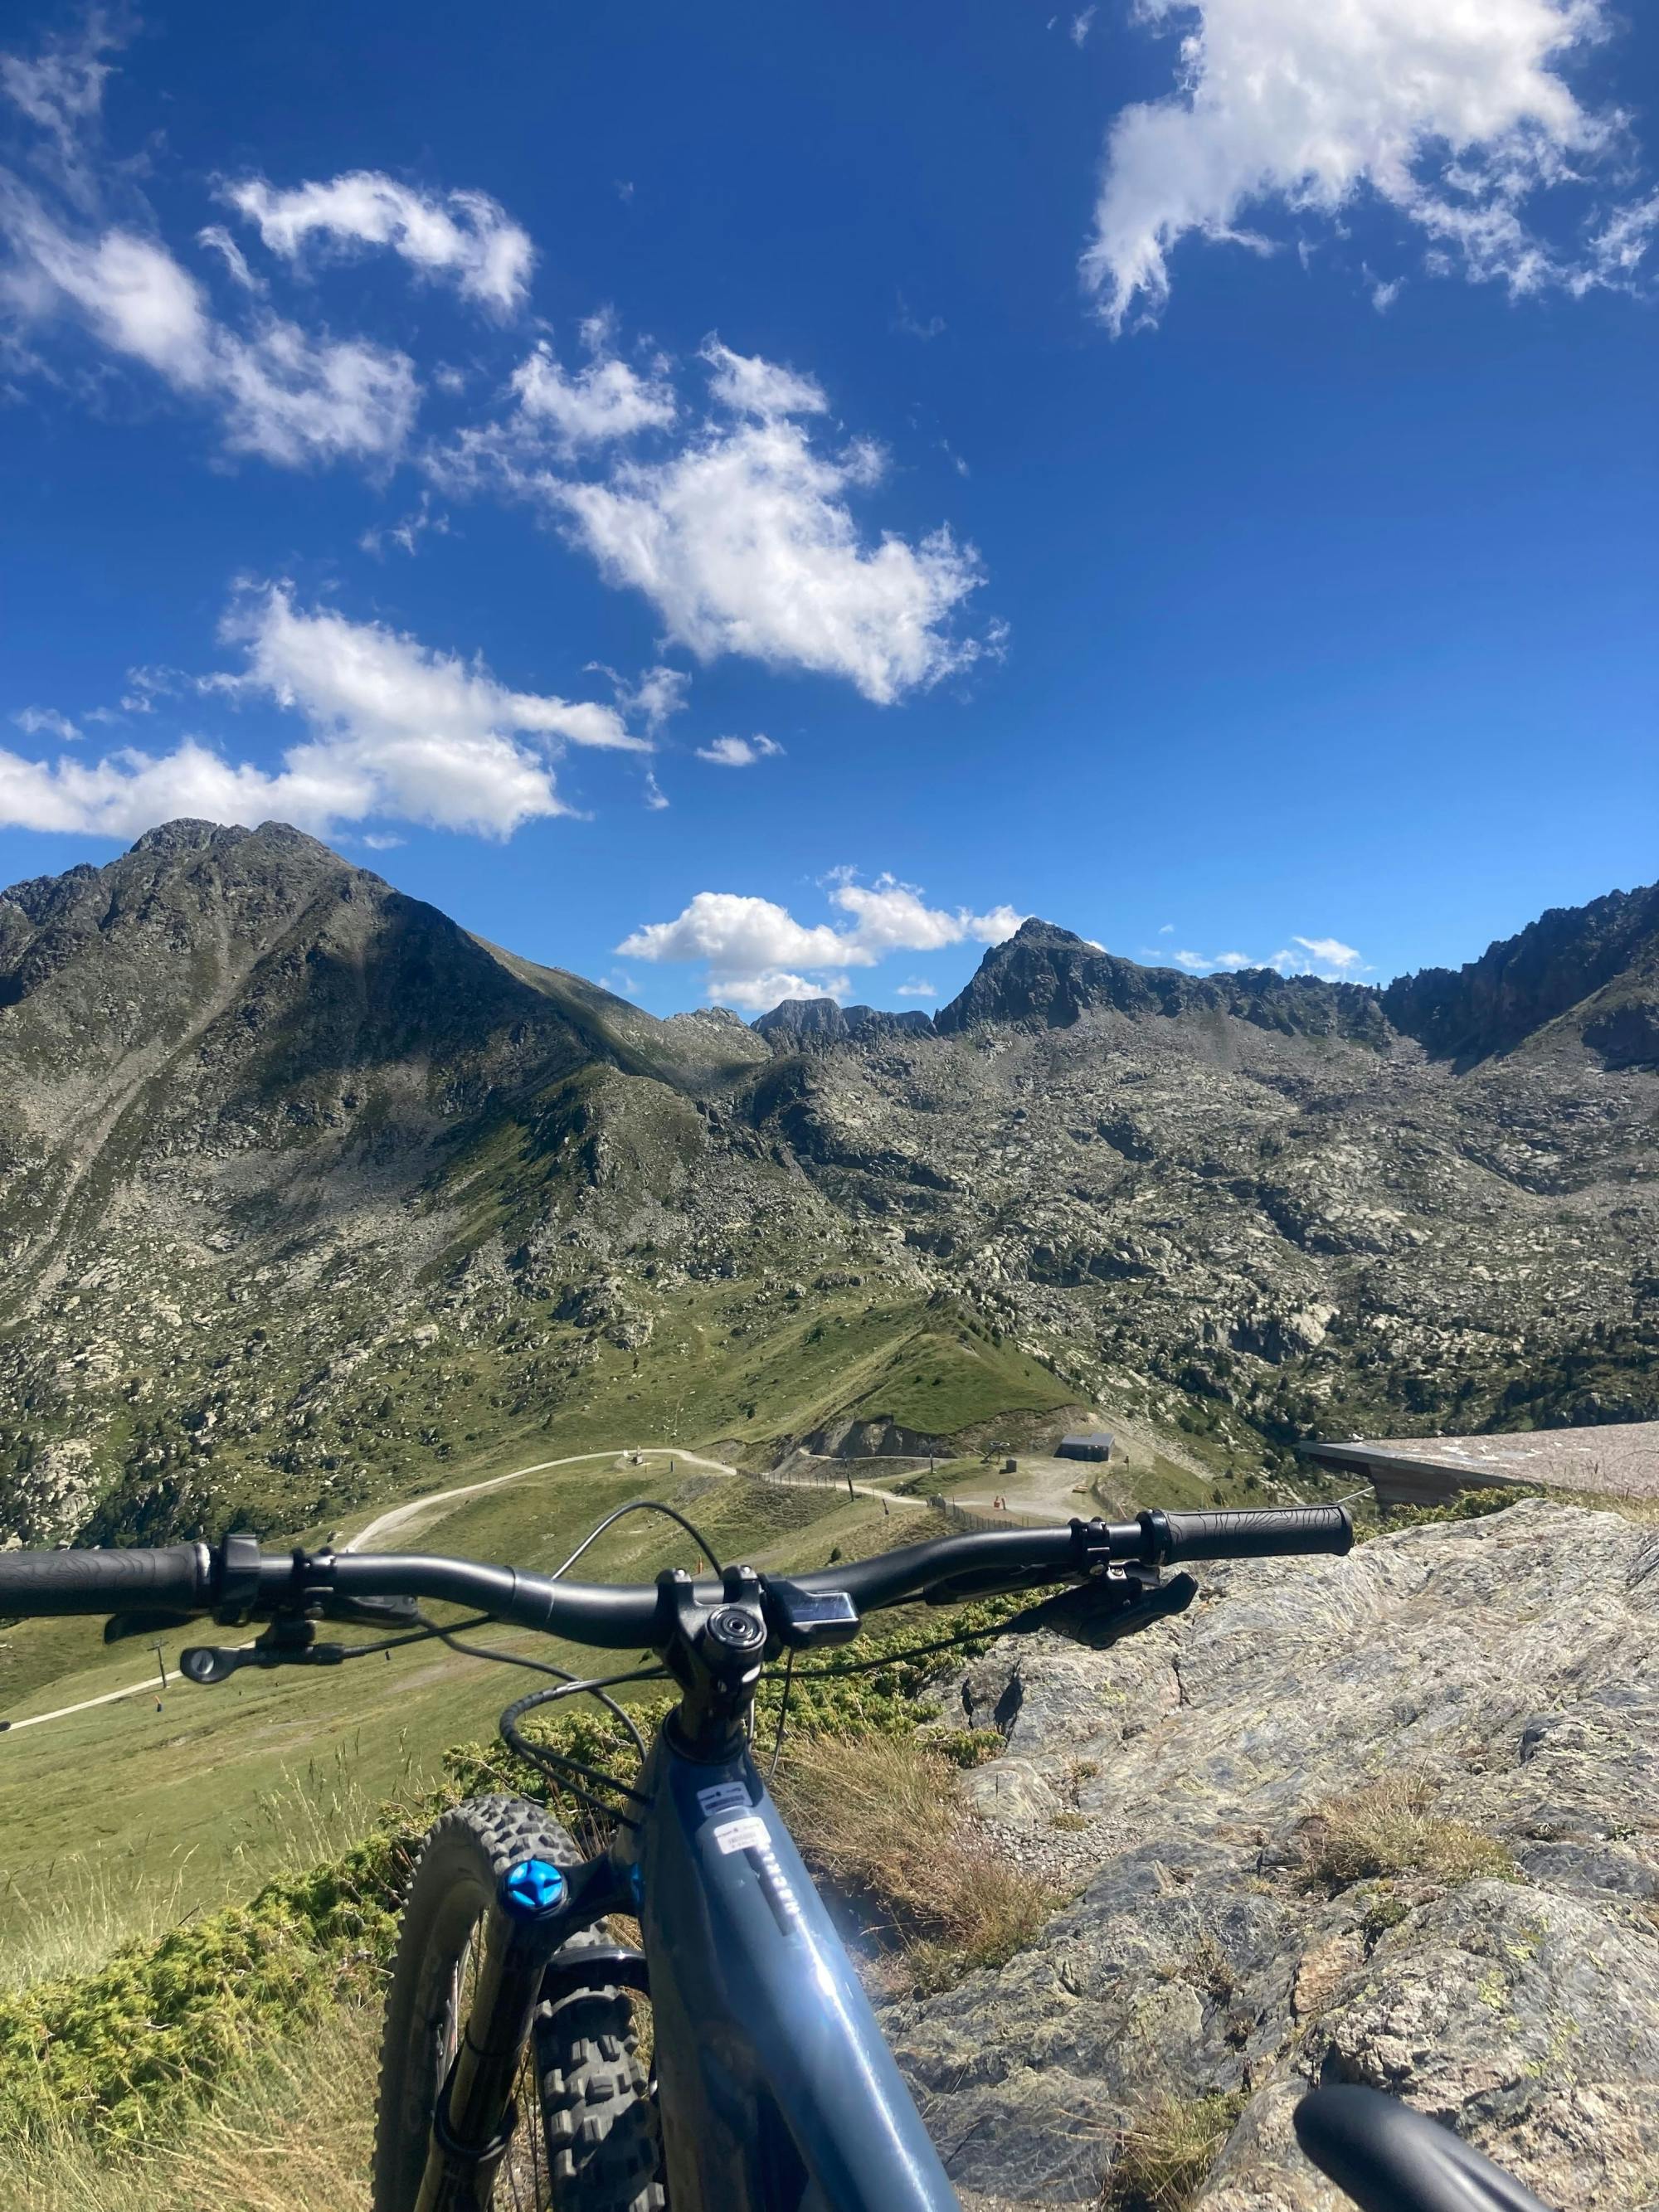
[212,1530,265,1625]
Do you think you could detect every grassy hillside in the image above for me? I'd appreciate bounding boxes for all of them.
[838,1311,1070,1434]
[0,1456,905,1969]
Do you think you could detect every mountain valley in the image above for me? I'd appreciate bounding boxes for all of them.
[1,821,1654,1549]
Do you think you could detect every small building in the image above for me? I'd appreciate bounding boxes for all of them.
[1299,1421,1659,1510]
[1057,1432,1114,1464]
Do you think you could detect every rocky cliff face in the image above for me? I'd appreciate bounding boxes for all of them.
[1,826,1655,1548]
[934,922,1391,1046]
[1381,881,1659,1068]
[893,1500,1659,2210]
[755,996,935,1046]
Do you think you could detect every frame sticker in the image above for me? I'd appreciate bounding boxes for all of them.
[697,1781,752,1821]
[713,1815,770,1855]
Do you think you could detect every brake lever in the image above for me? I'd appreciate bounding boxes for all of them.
[1000,1568,1198,1647]
[180,1615,348,1685]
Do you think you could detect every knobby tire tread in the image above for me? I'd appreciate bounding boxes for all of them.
[372,1792,664,2211]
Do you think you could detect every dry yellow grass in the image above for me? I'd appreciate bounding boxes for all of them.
[1300,1772,1515,1891]
[0,2004,377,2212]
[776,1730,1065,1984]
[1102,2091,1248,2212]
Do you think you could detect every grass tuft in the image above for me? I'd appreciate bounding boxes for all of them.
[2,2003,378,2212]
[1102,2090,1249,2212]
[1299,1773,1516,1891]
[776,1731,1064,1987]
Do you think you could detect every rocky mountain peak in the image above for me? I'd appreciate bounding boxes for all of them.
[752,997,934,1048]
[128,819,250,858]
[935,921,1389,1043]
[1382,878,1659,1067]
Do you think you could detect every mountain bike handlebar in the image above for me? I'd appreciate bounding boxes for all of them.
[0,1504,1351,1648]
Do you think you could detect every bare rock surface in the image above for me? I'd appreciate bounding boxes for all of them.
[885,1502,1659,2209]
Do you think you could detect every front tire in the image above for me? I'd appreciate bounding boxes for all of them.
[372,1794,664,2211]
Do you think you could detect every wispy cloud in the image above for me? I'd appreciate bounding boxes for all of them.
[1083,0,1657,333]
[694,733,783,767]
[1166,934,1365,980]
[222,171,534,315]
[12,705,80,741]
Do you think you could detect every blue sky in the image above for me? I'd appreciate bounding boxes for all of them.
[0,0,1653,1017]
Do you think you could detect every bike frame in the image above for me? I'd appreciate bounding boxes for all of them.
[613,1723,960,2212]
[448,1712,961,2212]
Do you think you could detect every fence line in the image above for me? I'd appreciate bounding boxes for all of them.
[925,1495,1058,1534]
[747,1460,1063,1532]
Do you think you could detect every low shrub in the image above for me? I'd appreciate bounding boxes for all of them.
[0,1592,1027,2147]
[1374,1486,1540,1533]
[0,1819,415,2146]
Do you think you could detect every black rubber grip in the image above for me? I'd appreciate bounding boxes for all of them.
[1295,2087,1555,2212]
[0,1544,211,1617]
[1144,1505,1353,1563]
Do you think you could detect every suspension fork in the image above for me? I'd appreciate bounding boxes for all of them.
[416,1855,632,2211]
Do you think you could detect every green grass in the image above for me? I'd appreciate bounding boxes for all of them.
[0,1581,1017,2153]
[0,1457,898,1966]
[838,1315,1070,1435]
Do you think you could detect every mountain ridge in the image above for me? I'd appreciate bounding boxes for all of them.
[1,823,1654,1551]
[754,898,1659,1067]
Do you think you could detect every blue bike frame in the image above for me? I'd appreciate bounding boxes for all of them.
[606,1723,961,2212]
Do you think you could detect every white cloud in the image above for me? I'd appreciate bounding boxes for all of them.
[552,406,991,704]
[215,314,418,464]
[893,294,946,341]
[643,770,669,811]
[12,705,80,741]
[228,583,647,759]
[197,224,262,293]
[1070,8,1097,47]
[620,892,851,975]
[224,172,533,314]
[694,733,783,767]
[0,586,651,843]
[617,876,1022,1004]
[0,39,552,468]
[700,338,826,418]
[895,978,937,999]
[829,874,1024,954]
[508,338,675,450]
[1170,936,1365,979]
[361,491,450,557]
[432,320,994,704]
[1175,947,1253,971]
[618,664,689,733]
[1083,0,1654,332]
[0,12,114,176]
[720,969,853,1012]
[0,186,419,465]
[1293,934,1362,970]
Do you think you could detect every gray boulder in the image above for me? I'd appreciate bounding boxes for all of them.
[888,1502,1659,2209]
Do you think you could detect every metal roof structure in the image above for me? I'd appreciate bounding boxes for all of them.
[1057,1432,1114,1461]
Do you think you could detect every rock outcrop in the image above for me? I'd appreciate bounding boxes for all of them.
[1382,881,1659,1067]
[933,922,1389,1046]
[891,1500,1659,2210]
[755,996,935,1047]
